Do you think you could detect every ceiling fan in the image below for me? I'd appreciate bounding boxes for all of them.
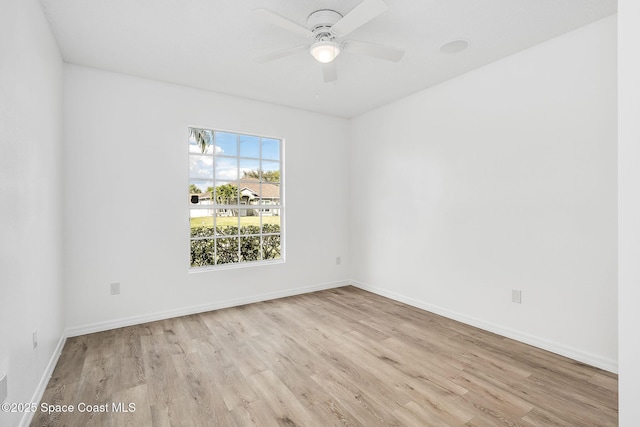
[255,0,404,82]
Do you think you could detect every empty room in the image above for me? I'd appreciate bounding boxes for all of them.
[1,0,639,426]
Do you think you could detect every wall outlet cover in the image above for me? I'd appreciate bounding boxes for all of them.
[110,282,121,295]
[512,289,522,304]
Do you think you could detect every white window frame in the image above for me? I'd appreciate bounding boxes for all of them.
[188,127,285,271]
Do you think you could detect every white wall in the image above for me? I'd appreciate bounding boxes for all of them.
[349,17,617,371]
[618,2,639,425]
[63,65,350,331]
[0,0,64,425]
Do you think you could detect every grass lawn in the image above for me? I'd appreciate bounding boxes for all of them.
[190,215,280,228]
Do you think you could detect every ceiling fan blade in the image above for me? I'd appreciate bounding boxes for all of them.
[323,62,337,83]
[255,45,307,63]
[345,40,404,62]
[331,0,388,37]
[254,9,313,38]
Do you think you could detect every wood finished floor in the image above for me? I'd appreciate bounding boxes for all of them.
[31,286,617,426]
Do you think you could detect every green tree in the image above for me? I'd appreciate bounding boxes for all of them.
[242,169,280,182]
[189,184,202,194]
[215,183,238,205]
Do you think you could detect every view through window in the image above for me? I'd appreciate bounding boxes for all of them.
[188,128,283,268]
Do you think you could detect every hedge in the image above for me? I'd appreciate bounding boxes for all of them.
[190,224,281,267]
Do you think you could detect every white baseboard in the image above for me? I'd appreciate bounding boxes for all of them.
[350,280,618,374]
[66,280,349,338]
[20,333,67,427]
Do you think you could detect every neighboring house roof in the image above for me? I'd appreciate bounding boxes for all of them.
[239,177,280,199]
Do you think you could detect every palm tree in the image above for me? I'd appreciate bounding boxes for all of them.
[215,183,238,205]
[242,169,280,182]
[189,128,213,154]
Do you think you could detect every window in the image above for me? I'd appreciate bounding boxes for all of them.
[188,128,283,269]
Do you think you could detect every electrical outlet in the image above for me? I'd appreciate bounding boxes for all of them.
[512,289,522,304]
[32,330,38,349]
[336,256,341,265]
[110,282,121,295]
[0,374,7,403]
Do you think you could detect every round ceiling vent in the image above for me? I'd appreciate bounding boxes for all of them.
[440,40,470,54]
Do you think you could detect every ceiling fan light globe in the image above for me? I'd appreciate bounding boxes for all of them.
[310,41,341,63]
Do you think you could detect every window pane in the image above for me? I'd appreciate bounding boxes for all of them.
[259,182,280,205]
[239,158,261,180]
[239,215,260,235]
[261,210,280,234]
[214,132,237,156]
[262,138,280,161]
[240,236,261,262]
[189,155,213,179]
[189,180,213,205]
[214,181,239,205]
[189,129,214,154]
[262,234,281,260]
[191,238,215,267]
[215,156,237,180]
[239,179,259,206]
[239,135,260,158]
[261,160,280,183]
[191,209,214,236]
[216,237,239,264]
[215,208,238,234]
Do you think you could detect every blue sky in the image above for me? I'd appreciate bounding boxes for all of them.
[188,130,281,192]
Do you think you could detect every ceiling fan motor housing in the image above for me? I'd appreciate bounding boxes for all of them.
[307,9,343,42]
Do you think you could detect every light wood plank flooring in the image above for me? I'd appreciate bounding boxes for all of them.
[31,286,617,426]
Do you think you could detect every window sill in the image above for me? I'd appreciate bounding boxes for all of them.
[188,258,285,273]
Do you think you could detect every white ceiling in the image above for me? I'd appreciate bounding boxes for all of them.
[39,0,617,118]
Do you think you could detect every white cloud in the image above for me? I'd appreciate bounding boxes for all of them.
[189,155,213,179]
[188,138,222,155]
